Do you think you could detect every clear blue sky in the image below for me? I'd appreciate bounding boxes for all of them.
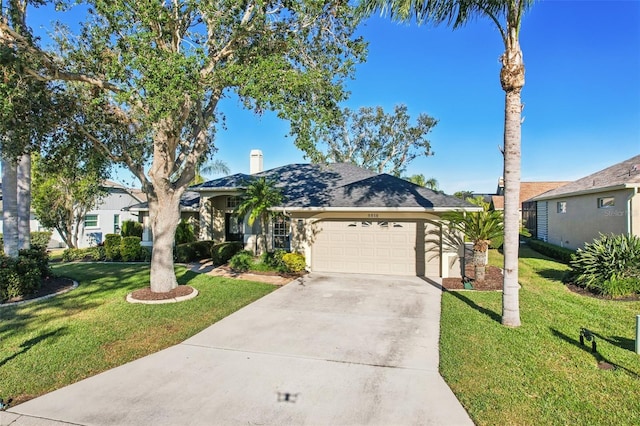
[27,1,640,194]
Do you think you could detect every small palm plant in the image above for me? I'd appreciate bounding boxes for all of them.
[444,198,504,283]
[236,177,284,255]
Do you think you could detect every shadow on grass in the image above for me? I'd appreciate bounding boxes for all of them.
[550,328,640,379]
[592,331,636,352]
[535,268,569,281]
[440,288,502,324]
[0,328,67,368]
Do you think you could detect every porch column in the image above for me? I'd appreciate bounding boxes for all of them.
[199,197,213,240]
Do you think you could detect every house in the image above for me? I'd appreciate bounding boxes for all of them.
[527,155,640,250]
[0,180,145,248]
[134,151,480,278]
[489,179,569,237]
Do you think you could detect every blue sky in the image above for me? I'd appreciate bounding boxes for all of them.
[27,1,640,194]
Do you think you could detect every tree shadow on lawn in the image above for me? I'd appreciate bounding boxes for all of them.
[550,327,640,379]
[0,327,67,368]
[444,289,501,324]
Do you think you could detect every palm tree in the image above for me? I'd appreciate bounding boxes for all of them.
[403,174,439,191]
[235,177,284,255]
[359,0,531,327]
[444,198,503,283]
[191,159,230,185]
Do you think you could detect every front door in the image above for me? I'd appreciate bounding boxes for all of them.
[225,213,243,242]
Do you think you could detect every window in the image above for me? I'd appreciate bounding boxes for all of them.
[114,214,120,233]
[226,196,241,209]
[85,214,98,227]
[557,202,567,214]
[273,215,290,250]
[598,197,615,208]
[378,221,389,228]
[361,221,372,227]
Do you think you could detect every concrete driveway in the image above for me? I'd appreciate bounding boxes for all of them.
[3,273,473,426]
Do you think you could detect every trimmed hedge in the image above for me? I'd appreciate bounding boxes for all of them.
[62,247,106,262]
[229,250,254,272]
[121,220,143,238]
[211,241,244,266]
[527,239,575,264]
[104,234,122,261]
[282,252,306,273]
[174,240,216,263]
[120,236,143,262]
[0,247,51,302]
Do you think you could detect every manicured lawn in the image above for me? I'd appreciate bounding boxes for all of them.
[0,263,277,405]
[440,247,640,426]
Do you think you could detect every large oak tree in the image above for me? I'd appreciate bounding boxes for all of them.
[1,1,366,292]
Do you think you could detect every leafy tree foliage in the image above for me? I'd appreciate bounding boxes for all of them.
[303,104,437,176]
[236,177,283,256]
[31,153,109,248]
[404,174,439,190]
[0,1,366,292]
[360,0,533,326]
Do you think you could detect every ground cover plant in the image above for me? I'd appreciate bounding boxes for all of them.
[440,247,640,425]
[0,263,276,406]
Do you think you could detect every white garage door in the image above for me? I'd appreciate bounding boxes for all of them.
[312,220,440,276]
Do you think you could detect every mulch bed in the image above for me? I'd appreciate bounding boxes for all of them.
[564,282,640,301]
[2,276,76,304]
[129,285,195,301]
[442,264,504,291]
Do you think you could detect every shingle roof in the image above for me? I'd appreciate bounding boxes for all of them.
[195,163,473,210]
[530,155,640,201]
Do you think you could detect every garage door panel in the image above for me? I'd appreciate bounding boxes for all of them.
[313,220,441,277]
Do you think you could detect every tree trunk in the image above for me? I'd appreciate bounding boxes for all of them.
[258,215,268,256]
[500,39,524,327]
[473,249,486,283]
[148,189,182,293]
[17,153,31,250]
[2,157,19,258]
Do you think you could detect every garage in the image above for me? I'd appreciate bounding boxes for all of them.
[312,219,441,276]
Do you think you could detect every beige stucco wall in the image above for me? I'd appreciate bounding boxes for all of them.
[289,211,462,278]
[545,189,635,250]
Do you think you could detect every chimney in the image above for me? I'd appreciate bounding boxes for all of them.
[250,149,263,174]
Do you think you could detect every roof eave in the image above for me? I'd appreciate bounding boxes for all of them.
[529,183,639,201]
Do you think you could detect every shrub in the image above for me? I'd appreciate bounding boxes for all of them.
[175,219,197,245]
[30,231,52,249]
[61,247,106,262]
[174,240,215,263]
[104,234,122,261]
[261,249,287,271]
[121,220,143,238]
[599,277,640,298]
[120,236,143,262]
[229,250,254,272]
[570,234,640,296]
[282,252,306,273]
[0,249,50,302]
[528,239,575,263]
[211,241,243,265]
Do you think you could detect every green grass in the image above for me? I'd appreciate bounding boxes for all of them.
[0,263,276,405]
[440,247,640,426]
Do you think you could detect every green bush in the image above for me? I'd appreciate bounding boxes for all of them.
[175,219,197,245]
[229,250,254,272]
[282,252,306,273]
[174,240,215,263]
[104,234,122,261]
[0,248,50,302]
[570,234,640,296]
[261,249,287,271]
[211,241,243,265]
[121,220,143,238]
[599,277,640,298]
[528,239,575,263]
[62,247,106,262]
[120,236,143,262]
[30,231,53,249]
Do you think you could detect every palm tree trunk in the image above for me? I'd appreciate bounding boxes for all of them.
[2,157,19,258]
[473,249,486,283]
[17,153,31,250]
[500,38,524,327]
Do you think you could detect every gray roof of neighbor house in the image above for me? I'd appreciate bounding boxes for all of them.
[194,163,474,210]
[126,190,200,212]
[529,154,640,201]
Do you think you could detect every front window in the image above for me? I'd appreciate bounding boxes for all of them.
[85,214,98,228]
[114,214,120,233]
[273,215,290,250]
[226,196,242,209]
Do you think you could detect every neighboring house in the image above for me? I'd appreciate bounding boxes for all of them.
[0,180,146,248]
[527,155,640,250]
[134,151,480,278]
[490,179,569,237]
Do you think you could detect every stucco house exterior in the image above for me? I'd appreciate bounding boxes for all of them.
[133,152,480,278]
[526,155,640,250]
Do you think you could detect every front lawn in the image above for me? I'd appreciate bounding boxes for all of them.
[440,247,640,425]
[0,263,276,405]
